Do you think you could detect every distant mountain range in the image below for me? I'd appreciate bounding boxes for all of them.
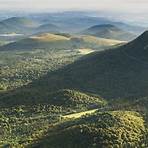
[0,17,60,35]
[30,12,146,34]
[0,15,145,36]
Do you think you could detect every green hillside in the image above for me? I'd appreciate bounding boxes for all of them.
[0,89,107,147]
[0,49,80,90]
[2,31,148,101]
[1,33,148,111]
[0,89,106,108]
[2,31,148,106]
[82,24,136,41]
[26,31,148,99]
[1,30,148,147]
[31,111,147,148]
[44,89,106,108]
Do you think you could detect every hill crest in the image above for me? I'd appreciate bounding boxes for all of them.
[2,17,38,27]
[82,24,136,41]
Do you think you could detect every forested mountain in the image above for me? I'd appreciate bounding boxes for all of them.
[1,11,148,147]
[2,31,148,103]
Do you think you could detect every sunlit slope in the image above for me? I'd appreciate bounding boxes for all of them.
[80,35,125,46]
[0,33,124,51]
[30,33,69,42]
[32,111,146,148]
[0,33,71,50]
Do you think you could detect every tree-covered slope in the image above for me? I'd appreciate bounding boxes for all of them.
[0,90,107,147]
[32,111,147,148]
[1,31,148,106]
[0,89,106,109]
[1,31,148,147]
[22,31,148,98]
[41,89,106,109]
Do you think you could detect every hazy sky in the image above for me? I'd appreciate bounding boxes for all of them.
[0,0,148,12]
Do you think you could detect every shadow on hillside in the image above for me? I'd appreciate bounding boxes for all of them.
[1,35,148,107]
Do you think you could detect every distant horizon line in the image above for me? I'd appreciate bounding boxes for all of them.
[0,9,147,27]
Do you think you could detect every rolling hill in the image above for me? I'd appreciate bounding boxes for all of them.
[82,24,136,41]
[0,33,71,50]
[112,22,146,35]
[45,89,106,109]
[33,11,145,34]
[1,31,148,147]
[0,33,123,51]
[0,17,39,34]
[38,14,114,33]
[31,111,146,148]
[0,89,106,108]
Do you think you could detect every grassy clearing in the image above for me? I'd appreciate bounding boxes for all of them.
[62,109,98,119]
